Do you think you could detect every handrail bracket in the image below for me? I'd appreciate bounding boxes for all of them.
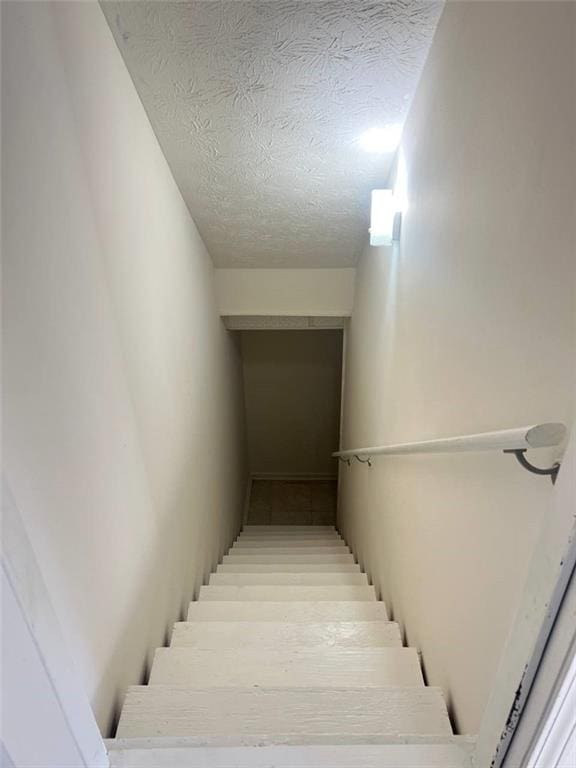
[503,449,561,485]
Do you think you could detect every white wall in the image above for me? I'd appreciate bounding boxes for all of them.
[216,268,355,317]
[2,485,107,767]
[241,331,343,475]
[2,0,247,736]
[338,0,575,736]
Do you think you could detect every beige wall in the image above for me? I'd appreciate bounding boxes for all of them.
[216,269,355,317]
[338,1,575,736]
[2,1,247,735]
[241,331,343,475]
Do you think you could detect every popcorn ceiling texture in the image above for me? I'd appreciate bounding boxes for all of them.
[103,1,443,267]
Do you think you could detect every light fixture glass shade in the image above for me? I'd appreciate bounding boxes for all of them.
[358,125,402,154]
[369,189,395,246]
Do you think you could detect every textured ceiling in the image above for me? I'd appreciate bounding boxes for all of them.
[103,1,443,267]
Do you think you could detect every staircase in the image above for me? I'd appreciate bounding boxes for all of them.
[107,525,475,767]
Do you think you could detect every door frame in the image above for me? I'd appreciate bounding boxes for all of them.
[505,562,576,767]
[475,426,576,768]
[1,481,108,767]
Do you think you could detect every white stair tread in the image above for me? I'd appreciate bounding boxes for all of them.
[116,686,452,739]
[209,572,368,586]
[240,531,339,538]
[107,740,474,768]
[222,554,355,564]
[199,585,376,602]
[217,562,361,573]
[237,533,343,541]
[149,647,422,687]
[187,601,388,621]
[170,621,402,649]
[236,539,344,545]
[227,547,349,557]
[238,529,342,536]
[243,526,337,531]
[233,540,348,549]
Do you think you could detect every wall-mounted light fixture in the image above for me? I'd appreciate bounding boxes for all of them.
[369,189,402,246]
[358,125,402,154]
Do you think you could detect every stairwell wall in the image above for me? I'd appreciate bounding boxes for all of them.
[2,0,248,736]
[241,330,343,476]
[338,1,575,736]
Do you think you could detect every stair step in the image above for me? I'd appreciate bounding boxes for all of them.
[209,572,368,586]
[235,542,346,548]
[233,539,347,548]
[222,553,355,564]
[110,519,458,759]
[227,546,349,556]
[238,532,342,540]
[187,601,388,622]
[236,539,344,545]
[240,532,340,538]
[243,526,337,531]
[217,562,361,573]
[199,585,376,601]
[239,528,341,535]
[107,739,475,768]
[116,686,453,740]
[149,647,423,687]
[170,621,402,649]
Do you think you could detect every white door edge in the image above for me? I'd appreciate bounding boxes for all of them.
[475,424,576,768]
[1,480,108,768]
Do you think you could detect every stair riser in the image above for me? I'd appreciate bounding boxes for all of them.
[149,648,423,687]
[238,533,342,539]
[222,555,355,564]
[107,742,475,768]
[243,526,336,531]
[236,543,344,548]
[233,540,346,548]
[199,585,376,602]
[187,602,388,621]
[170,621,402,649]
[217,563,361,573]
[209,573,368,586]
[238,530,341,537]
[199,584,376,602]
[116,687,452,739]
[228,544,350,556]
